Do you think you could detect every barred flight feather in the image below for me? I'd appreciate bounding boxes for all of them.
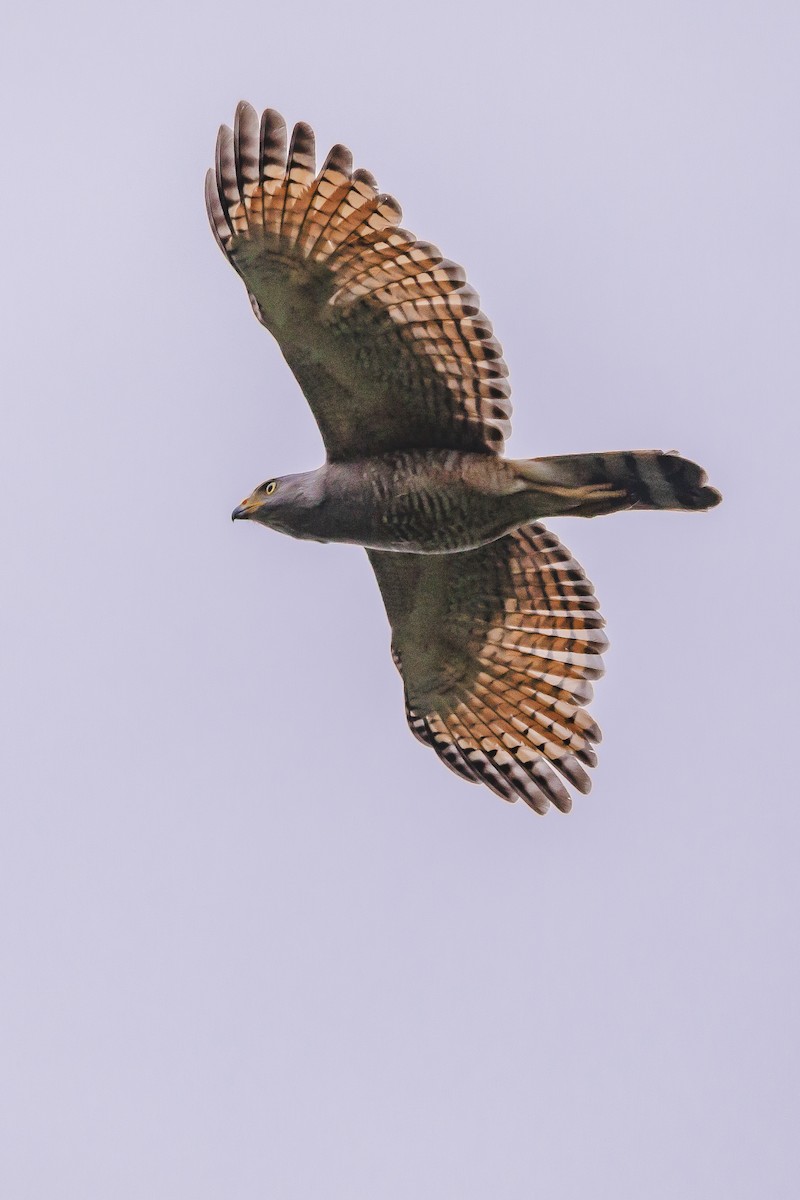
[206,102,512,461]
[368,523,607,814]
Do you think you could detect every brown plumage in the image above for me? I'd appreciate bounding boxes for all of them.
[208,102,721,815]
[369,525,605,813]
[206,103,511,460]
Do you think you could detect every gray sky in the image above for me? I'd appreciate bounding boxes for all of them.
[2,1,798,1196]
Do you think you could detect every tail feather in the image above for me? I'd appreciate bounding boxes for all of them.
[512,451,721,516]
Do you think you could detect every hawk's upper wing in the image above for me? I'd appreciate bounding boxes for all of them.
[367,526,608,813]
[206,103,511,462]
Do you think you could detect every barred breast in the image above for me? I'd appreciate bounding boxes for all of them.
[319,451,532,553]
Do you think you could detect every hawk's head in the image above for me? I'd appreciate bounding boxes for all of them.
[231,469,325,538]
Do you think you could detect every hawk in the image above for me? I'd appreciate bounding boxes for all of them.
[206,102,720,815]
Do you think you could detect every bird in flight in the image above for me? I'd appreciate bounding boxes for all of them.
[206,102,720,815]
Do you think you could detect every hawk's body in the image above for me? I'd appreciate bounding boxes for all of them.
[232,448,714,554]
[249,450,540,553]
[208,102,720,815]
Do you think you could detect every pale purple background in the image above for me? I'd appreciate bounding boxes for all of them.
[2,2,798,1196]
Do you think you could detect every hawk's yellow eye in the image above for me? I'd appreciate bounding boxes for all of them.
[264,480,277,496]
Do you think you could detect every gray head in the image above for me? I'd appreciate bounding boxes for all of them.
[231,468,325,537]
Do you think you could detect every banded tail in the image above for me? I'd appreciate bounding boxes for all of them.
[512,451,721,517]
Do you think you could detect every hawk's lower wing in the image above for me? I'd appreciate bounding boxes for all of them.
[206,103,511,461]
[367,526,608,813]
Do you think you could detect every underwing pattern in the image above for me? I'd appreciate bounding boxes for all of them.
[206,103,511,461]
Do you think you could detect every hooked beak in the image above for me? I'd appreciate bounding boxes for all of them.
[231,498,257,522]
